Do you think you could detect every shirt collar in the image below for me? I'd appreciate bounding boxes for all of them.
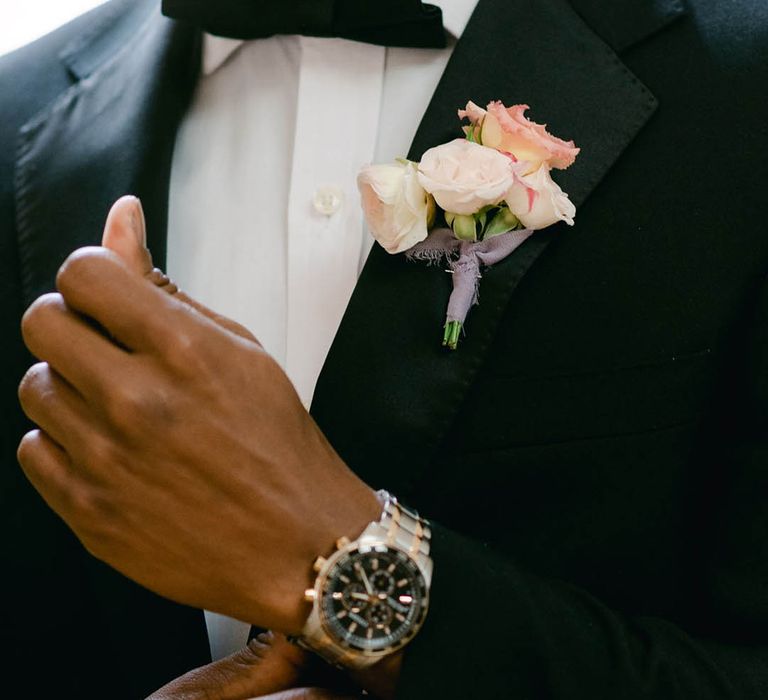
[201,0,479,76]
[202,35,245,76]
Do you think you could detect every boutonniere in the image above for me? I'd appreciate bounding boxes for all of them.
[358,101,580,349]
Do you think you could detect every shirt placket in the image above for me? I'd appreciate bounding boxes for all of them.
[285,37,385,408]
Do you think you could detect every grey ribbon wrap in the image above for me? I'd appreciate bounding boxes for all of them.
[406,227,534,325]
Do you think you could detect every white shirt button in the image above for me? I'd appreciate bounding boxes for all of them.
[312,186,345,216]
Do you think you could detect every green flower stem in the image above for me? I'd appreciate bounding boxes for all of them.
[443,320,463,350]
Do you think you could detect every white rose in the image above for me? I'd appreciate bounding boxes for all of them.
[505,163,576,230]
[357,160,432,254]
[417,139,517,216]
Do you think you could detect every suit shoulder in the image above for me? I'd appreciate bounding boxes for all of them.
[691,0,768,46]
[0,0,139,239]
[0,0,138,142]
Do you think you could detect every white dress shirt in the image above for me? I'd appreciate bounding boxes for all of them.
[167,0,478,661]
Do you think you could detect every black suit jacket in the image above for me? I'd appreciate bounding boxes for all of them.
[1,0,767,697]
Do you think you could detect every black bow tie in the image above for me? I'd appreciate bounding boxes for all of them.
[161,0,447,49]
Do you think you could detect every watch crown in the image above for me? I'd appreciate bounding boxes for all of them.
[336,536,351,550]
[304,588,318,602]
[313,556,327,572]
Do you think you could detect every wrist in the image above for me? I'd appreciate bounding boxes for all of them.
[277,473,382,635]
[349,650,404,700]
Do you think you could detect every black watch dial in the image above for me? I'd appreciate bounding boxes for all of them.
[320,544,428,652]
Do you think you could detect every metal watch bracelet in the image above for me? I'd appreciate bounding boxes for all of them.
[362,490,433,586]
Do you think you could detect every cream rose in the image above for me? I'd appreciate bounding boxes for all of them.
[417,139,518,216]
[357,160,432,254]
[505,163,576,229]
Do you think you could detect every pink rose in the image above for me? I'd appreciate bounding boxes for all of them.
[417,139,520,216]
[505,163,576,230]
[358,160,433,254]
[459,101,580,171]
[457,100,487,126]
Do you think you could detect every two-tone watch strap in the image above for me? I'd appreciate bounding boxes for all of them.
[292,626,374,670]
[361,490,432,585]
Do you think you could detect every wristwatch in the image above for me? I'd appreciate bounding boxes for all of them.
[296,490,433,670]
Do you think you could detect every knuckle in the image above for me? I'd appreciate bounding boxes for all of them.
[231,645,261,667]
[67,483,99,517]
[165,323,211,376]
[72,490,116,553]
[16,429,42,467]
[169,326,199,357]
[105,381,173,435]
[21,293,65,347]
[80,434,119,472]
[109,382,143,418]
[55,246,115,295]
[18,362,50,408]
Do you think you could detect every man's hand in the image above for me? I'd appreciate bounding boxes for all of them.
[147,632,306,700]
[146,631,361,700]
[17,196,381,634]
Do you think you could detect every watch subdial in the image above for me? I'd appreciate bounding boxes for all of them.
[341,582,369,613]
[366,600,394,630]
[370,570,395,596]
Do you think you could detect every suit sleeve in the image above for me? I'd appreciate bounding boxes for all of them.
[395,281,768,699]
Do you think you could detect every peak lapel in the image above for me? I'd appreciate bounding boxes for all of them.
[313,0,685,496]
[13,1,210,692]
[568,0,688,53]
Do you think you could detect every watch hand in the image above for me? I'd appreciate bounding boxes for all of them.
[356,563,374,595]
[351,592,370,601]
[388,595,411,612]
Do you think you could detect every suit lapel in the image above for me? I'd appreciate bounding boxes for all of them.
[568,0,688,53]
[14,0,210,691]
[312,0,687,496]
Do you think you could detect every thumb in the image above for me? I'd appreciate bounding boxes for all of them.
[100,195,262,346]
[101,195,153,276]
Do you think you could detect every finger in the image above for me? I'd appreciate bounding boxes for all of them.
[55,246,190,354]
[144,261,260,345]
[17,429,75,516]
[146,636,305,700]
[18,362,97,459]
[173,288,262,345]
[21,293,131,400]
[100,195,153,277]
[145,266,259,343]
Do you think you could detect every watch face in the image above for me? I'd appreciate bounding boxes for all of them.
[320,544,428,652]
